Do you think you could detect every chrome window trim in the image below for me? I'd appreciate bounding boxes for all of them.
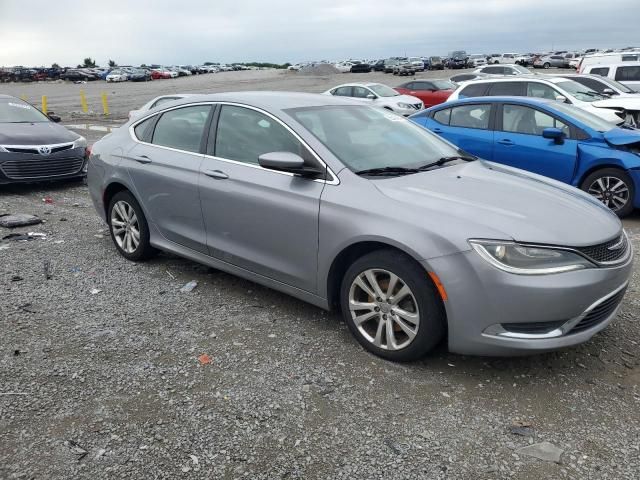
[128,101,339,186]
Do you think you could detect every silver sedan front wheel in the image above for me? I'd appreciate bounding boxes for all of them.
[348,269,420,351]
[110,200,141,254]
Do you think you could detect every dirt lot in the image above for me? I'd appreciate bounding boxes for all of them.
[1,70,640,479]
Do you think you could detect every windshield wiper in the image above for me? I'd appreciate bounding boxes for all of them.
[355,166,420,176]
[416,155,477,171]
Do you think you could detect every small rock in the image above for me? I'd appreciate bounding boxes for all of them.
[180,280,198,293]
[516,441,564,463]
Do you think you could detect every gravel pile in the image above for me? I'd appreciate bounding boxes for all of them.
[298,64,340,76]
[1,155,640,478]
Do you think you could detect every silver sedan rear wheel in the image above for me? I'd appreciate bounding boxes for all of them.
[348,268,420,351]
[110,200,140,254]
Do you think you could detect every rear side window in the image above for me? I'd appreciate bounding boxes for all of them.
[151,105,211,153]
[214,105,304,165]
[487,82,525,96]
[589,67,609,76]
[134,116,155,141]
[332,86,352,97]
[615,66,640,82]
[433,108,451,125]
[459,83,489,98]
[622,54,640,61]
[449,104,491,130]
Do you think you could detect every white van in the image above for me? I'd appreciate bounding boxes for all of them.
[582,62,640,90]
[578,51,640,73]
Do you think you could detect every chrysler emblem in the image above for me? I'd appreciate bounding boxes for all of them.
[38,145,51,156]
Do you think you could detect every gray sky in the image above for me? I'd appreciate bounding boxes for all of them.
[0,0,637,67]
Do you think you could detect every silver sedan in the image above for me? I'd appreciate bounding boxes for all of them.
[87,92,632,361]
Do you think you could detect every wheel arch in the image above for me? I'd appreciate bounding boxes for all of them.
[577,163,630,189]
[325,240,428,311]
[103,181,132,217]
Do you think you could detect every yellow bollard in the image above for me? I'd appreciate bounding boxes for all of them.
[101,92,109,116]
[80,90,88,113]
[41,95,48,114]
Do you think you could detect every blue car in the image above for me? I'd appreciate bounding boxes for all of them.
[410,97,640,217]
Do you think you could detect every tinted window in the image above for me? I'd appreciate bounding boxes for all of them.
[621,54,640,61]
[459,83,489,97]
[152,105,210,153]
[353,86,372,98]
[501,104,569,136]
[413,82,434,90]
[433,108,451,125]
[215,105,303,165]
[569,77,606,93]
[526,82,560,100]
[483,66,503,74]
[590,67,610,76]
[449,104,491,129]
[332,86,352,97]
[401,82,415,89]
[487,82,524,96]
[615,66,640,82]
[134,116,155,141]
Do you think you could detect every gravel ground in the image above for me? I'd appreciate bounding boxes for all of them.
[1,70,640,479]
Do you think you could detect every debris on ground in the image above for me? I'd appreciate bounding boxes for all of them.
[90,288,102,295]
[0,214,42,228]
[11,275,23,282]
[42,197,54,204]
[64,440,88,459]
[516,441,564,463]
[2,232,47,241]
[198,354,212,365]
[43,260,52,280]
[510,420,535,437]
[180,280,198,293]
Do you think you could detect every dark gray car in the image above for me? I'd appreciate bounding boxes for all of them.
[87,92,632,361]
[0,95,87,184]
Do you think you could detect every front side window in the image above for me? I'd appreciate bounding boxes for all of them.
[368,84,399,97]
[449,104,491,129]
[151,105,211,153]
[353,86,372,98]
[501,104,569,136]
[215,105,304,165]
[527,82,560,100]
[615,66,640,82]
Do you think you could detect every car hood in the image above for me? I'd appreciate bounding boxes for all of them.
[0,122,79,146]
[592,97,640,109]
[603,127,640,146]
[373,161,620,248]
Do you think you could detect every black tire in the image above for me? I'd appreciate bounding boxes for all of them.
[543,62,551,69]
[580,168,635,218]
[107,190,157,261]
[340,249,446,362]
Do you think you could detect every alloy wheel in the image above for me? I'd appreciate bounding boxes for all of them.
[588,176,630,211]
[111,200,141,254]
[348,269,420,351]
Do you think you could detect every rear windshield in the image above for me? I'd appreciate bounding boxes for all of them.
[0,99,49,123]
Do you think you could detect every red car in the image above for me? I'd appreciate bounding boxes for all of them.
[394,80,456,108]
[151,70,172,80]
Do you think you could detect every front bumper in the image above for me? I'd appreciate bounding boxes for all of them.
[0,148,87,184]
[426,247,633,356]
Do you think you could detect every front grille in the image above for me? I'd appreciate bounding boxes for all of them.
[575,234,629,264]
[1,156,83,179]
[570,288,627,334]
[502,320,565,334]
[5,144,73,154]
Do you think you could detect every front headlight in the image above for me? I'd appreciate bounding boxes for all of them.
[469,240,594,275]
[397,102,414,109]
[72,136,87,149]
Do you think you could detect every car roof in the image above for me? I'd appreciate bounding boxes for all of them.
[433,96,556,107]
[149,91,363,112]
[462,75,565,84]
[584,61,640,68]
[330,83,385,89]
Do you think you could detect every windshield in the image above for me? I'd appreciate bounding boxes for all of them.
[432,80,456,90]
[286,105,462,173]
[0,99,50,123]
[549,102,616,132]
[368,84,399,97]
[556,80,606,102]
[597,76,636,93]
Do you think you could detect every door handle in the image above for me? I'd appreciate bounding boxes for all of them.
[497,139,515,146]
[433,128,443,134]
[204,169,229,179]
[134,155,152,164]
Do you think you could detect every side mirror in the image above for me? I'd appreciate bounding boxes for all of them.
[554,95,568,103]
[47,112,61,123]
[258,152,324,178]
[542,127,565,144]
[602,88,616,96]
[366,94,377,100]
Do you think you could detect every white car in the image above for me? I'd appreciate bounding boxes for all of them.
[489,53,519,64]
[407,57,425,71]
[577,51,640,73]
[582,62,640,91]
[448,76,626,125]
[474,64,530,76]
[323,83,423,116]
[106,70,129,82]
[127,94,196,120]
[468,54,487,67]
[334,62,354,73]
